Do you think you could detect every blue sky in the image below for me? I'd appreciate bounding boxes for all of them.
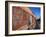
[29,7,41,17]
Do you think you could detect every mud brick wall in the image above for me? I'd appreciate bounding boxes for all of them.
[12,7,36,30]
[12,7,29,30]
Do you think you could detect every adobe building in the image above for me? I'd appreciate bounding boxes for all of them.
[12,7,36,30]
